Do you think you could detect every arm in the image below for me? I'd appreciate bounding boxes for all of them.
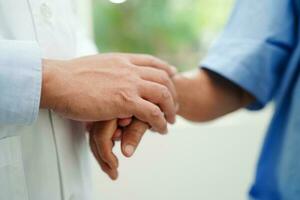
[0,40,177,133]
[174,69,254,122]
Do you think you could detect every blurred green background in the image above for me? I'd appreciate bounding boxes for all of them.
[92,0,234,71]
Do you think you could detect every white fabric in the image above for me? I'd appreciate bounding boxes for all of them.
[0,0,98,199]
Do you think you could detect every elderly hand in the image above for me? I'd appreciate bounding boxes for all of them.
[40,53,178,134]
[88,119,149,180]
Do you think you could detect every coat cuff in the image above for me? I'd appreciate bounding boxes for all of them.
[0,40,42,125]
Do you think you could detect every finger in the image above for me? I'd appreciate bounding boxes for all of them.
[93,133,118,170]
[140,81,176,124]
[95,136,119,169]
[129,98,168,134]
[123,53,177,77]
[92,121,119,169]
[86,122,93,132]
[90,136,118,180]
[118,117,132,127]
[136,66,178,108]
[99,156,118,180]
[112,128,122,141]
[121,119,149,157]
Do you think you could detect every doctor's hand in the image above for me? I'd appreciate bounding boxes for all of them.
[40,53,178,134]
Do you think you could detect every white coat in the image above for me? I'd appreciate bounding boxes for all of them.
[0,0,97,199]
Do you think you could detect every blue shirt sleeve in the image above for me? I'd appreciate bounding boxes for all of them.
[0,40,42,125]
[201,0,296,110]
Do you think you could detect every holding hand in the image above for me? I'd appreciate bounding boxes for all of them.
[40,53,178,134]
[89,69,255,180]
[88,119,148,180]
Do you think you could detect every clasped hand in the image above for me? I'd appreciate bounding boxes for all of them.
[88,118,150,180]
[84,55,178,180]
[41,53,178,180]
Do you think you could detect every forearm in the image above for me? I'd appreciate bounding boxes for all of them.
[174,69,254,122]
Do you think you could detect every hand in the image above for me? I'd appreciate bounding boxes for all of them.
[89,120,119,180]
[89,69,255,180]
[109,69,254,161]
[40,53,178,133]
[88,119,148,180]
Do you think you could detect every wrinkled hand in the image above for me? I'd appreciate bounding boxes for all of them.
[41,53,178,134]
[88,119,148,180]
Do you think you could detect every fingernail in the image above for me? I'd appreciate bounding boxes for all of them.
[171,66,177,75]
[170,117,176,125]
[125,145,135,157]
[110,170,118,181]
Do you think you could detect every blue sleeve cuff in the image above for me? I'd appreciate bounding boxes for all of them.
[201,38,289,110]
[0,40,42,125]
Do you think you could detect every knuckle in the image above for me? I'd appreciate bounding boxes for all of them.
[118,89,136,104]
[149,55,167,65]
[114,55,130,65]
[122,62,133,70]
[103,54,131,68]
[136,79,148,90]
[159,71,170,84]
[150,107,162,118]
[121,69,138,82]
[121,66,137,78]
[160,86,171,99]
[146,55,157,65]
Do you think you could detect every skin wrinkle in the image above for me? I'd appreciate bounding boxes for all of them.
[41,53,176,132]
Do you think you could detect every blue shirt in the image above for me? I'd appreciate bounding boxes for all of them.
[202,0,300,199]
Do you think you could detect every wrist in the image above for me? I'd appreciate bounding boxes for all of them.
[173,69,250,122]
[40,59,60,109]
[172,74,199,119]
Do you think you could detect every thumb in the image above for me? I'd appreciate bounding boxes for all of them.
[121,119,149,157]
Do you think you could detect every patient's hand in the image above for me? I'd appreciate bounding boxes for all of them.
[88,120,119,180]
[88,119,149,180]
[118,118,149,157]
